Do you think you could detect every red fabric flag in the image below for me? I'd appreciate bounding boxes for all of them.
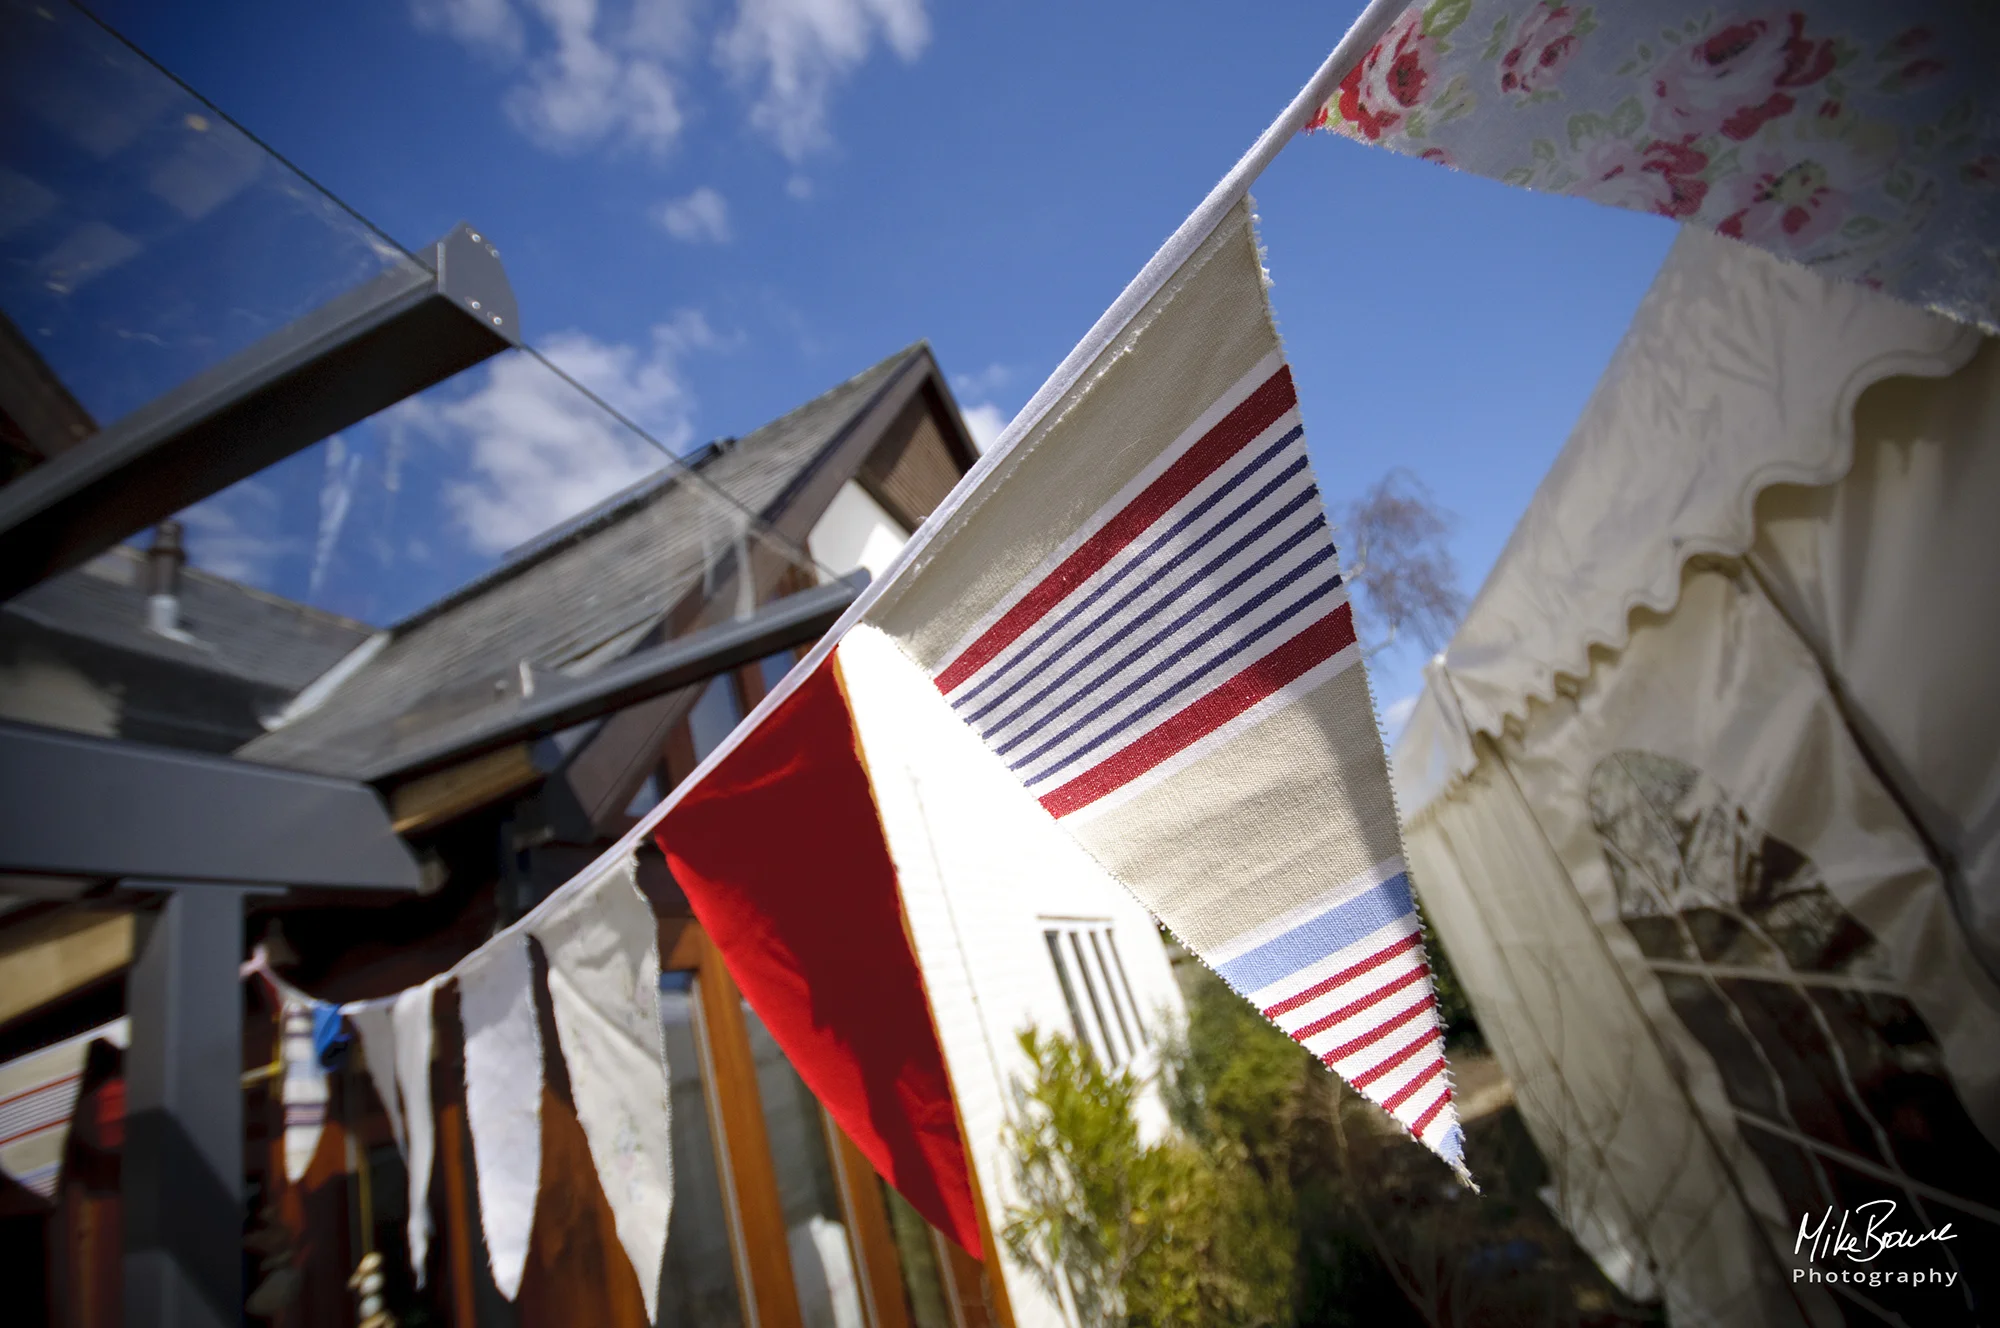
[654,656,981,1255]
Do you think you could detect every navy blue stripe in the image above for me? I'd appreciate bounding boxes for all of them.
[965,448,1312,728]
[1011,552,1346,782]
[1214,875,1417,993]
[976,479,1322,738]
[989,512,1330,760]
[951,423,1304,712]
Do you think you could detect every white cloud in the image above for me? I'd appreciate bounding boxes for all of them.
[951,361,1011,401]
[960,402,1007,454]
[654,185,731,242]
[181,480,301,586]
[414,0,696,156]
[716,0,930,161]
[309,433,363,598]
[785,173,813,199]
[394,312,723,555]
[412,0,527,57]
[413,0,925,160]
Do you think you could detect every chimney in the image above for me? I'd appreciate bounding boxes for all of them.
[147,520,186,636]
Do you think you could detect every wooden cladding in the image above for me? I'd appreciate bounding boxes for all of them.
[858,388,973,535]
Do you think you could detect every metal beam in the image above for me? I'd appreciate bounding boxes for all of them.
[0,720,421,891]
[365,571,865,784]
[0,224,520,601]
[122,884,251,1328]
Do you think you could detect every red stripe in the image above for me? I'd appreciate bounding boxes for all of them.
[1289,962,1427,1042]
[1412,1086,1455,1139]
[0,1120,64,1149]
[935,366,1297,695]
[1040,601,1355,819]
[1321,994,1437,1067]
[1347,1027,1436,1092]
[0,1071,79,1112]
[1264,932,1421,1019]
[1382,1057,1446,1114]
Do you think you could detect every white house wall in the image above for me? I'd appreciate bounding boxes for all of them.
[838,624,1186,1328]
[808,481,910,588]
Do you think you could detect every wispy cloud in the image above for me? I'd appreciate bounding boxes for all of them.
[393,311,724,554]
[414,0,694,155]
[715,0,929,161]
[951,362,1014,452]
[951,362,1011,401]
[960,402,1007,454]
[412,0,927,161]
[654,185,731,242]
[412,0,527,57]
[181,480,302,585]
[309,433,363,598]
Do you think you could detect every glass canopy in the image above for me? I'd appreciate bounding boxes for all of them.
[0,0,829,771]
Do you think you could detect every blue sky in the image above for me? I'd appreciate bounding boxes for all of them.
[64,0,1677,735]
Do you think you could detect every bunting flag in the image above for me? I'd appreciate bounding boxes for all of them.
[458,934,543,1300]
[657,654,985,1252]
[528,856,674,1325]
[280,1001,330,1184]
[390,981,439,1283]
[339,863,671,1312]
[0,1019,127,1200]
[653,196,1464,1191]
[1309,0,2000,333]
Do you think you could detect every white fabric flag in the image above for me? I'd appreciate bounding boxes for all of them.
[458,933,544,1301]
[529,855,673,1323]
[343,997,405,1157]
[279,1001,328,1183]
[393,979,439,1285]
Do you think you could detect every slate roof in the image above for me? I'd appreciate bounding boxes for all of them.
[3,546,374,693]
[237,343,926,779]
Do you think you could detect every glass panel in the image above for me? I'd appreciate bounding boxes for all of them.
[0,0,420,475]
[740,999,866,1328]
[1044,930,1093,1063]
[624,771,662,818]
[1087,930,1136,1060]
[689,674,745,764]
[0,3,835,768]
[758,650,795,697]
[1104,930,1149,1048]
[0,335,826,765]
[658,970,747,1328]
[879,1180,955,1328]
[1068,930,1121,1067]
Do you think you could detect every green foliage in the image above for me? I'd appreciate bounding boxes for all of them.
[1000,1028,1217,1326]
[1004,966,1420,1327]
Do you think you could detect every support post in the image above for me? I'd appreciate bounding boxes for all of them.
[122,885,255,1328]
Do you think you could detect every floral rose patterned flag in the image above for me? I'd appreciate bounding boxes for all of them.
[1308,0,2000,332]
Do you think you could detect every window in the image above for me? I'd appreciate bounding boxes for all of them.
[688,673,745,762]
[741,999,867,1328]
[657,969,751,1327]
[1042,921,1148,1068]
[757,650,796,698]
[654,918,997,1328]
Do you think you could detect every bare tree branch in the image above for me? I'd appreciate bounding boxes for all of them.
[1339,469,1469,657]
